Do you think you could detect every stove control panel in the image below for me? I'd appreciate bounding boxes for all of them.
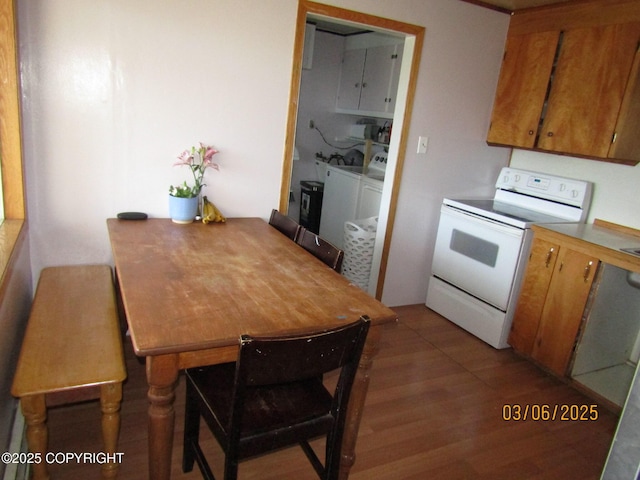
[368,152,387,175]
[526,176,550,190]
[496,167,592,207]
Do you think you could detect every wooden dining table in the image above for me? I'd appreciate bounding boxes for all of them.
[107,217,397,480]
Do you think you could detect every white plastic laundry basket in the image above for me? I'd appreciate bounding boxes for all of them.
[342,217,378,290]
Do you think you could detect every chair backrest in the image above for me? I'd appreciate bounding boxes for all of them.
[269,209,302,241]
[231,316,370,478]
[296,229,344,272]
[237,316,370,387]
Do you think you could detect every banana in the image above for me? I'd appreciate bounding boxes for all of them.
[211,202,226,223]
[202,196,214,223]
[202,196,226,224]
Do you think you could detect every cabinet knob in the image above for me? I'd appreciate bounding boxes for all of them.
[583,261,594,282]
[362,82,367,88]
[355,83,360,88]
[528,130,534,136]
[547,132,554,137]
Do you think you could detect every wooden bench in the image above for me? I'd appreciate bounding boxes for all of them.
[11,265,127,480]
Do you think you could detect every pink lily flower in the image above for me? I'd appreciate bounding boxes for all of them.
[174,150,194,166]
[199,144,219,170]
[200,143,218,160]
[170,142,222,198]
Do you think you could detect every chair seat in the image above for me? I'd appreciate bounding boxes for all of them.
[187,365,334,458]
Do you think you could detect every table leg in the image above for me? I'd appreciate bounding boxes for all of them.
[146,354,179,480]
[339,324,381,480]
[20,394,50,480]
[100,382,123,479]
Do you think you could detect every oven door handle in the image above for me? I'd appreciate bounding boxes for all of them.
[441,204,523,237]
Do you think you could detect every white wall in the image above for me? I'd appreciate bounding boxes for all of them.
[360,0,512,305]
[17,0,511,306]
[511,150,640,230]
[19,0,297,274]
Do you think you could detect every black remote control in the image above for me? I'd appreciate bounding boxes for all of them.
[117,212,148,220]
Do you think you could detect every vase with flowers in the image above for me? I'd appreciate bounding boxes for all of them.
[169,142,219,223]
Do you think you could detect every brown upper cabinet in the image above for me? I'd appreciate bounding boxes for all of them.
[487,30,559,150]
[487,1,640,166]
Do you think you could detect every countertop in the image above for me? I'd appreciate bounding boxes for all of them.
[326,164,385,182]
[532,220,640,273]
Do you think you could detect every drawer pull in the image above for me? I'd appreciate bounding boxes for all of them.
[545,248,555,268]
[584,261,594,282]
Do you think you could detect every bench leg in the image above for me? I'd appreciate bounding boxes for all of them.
[100,382,123,479]
[20,394,50,480]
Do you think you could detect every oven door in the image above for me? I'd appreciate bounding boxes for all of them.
[431,204,525,311]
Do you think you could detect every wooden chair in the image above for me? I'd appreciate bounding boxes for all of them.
[296,229,344,272]
[182,316,371,480]
[269,209,302,241]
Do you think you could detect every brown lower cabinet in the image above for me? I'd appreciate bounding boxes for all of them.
[509,235,598,376]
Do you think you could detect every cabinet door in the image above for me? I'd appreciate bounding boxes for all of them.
[509,237,559,355]
[532,249,599,376]
[487,30,559,148]
[387,45,403,113]
[359,45,397,113]
[336,49,366,110]
[538,23,640,158]
[609,42,640,162]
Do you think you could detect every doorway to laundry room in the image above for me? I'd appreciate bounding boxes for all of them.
[280,1,424,298]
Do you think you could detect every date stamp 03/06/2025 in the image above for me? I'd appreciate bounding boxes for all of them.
[502,404,599,422]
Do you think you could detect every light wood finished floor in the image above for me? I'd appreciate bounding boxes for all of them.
[44,305,619,479]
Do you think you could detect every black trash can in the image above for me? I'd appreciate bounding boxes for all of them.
[299,180,324,234]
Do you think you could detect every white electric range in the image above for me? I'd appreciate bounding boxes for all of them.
[426,167,593,349]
